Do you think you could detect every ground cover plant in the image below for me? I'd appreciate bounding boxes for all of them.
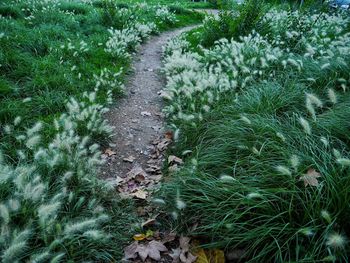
[160,1,350,261]
[0,0,203,261]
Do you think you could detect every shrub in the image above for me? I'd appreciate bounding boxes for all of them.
[200,0,267,48]
[155,6,178,25]
[0,91,135,262]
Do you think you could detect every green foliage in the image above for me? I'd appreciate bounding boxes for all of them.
[161,4,350,262]
[0,5,23,19]
[0,0,202,261]
[200,0,268,47]
[58,2,91,14]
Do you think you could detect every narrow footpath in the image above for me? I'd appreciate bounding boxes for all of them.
[102,26,195,182]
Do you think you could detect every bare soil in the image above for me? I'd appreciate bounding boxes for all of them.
[101,26,196,181]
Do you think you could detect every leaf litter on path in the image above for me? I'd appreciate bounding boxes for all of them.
[116,132,175,200]
[124,233,198,263]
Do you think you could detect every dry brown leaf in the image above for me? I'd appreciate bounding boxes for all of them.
[157,139,171,151]
[300,168,321,187]
[180,236,191,251]
[131,189,148,199]
[135,173,146,183]
[181,252,197,263]
[170,248,181,263]
[127,166,148,179]
[178,236,197,263]
[162,232,177,244]
[165,131,173,140]
[136,240,168,261]
[168,155,184,165]
[124,241,138,260]
[104,148,116,157]
[141,218,157,228]
[123,156,136,163]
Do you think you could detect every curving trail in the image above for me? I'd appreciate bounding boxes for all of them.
[102,26,196,181]
[102,9,219,262]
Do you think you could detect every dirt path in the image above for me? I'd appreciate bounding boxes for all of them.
[102,26,196,181]
[194,9,219,16]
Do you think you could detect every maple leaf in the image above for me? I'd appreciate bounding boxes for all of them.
[136,240,168,261]
[178,236,197,263]
[300,168,321,187]
[124,241,138,260]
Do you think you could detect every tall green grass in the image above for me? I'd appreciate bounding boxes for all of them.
[0,0,203,261]
[160,3,350,261]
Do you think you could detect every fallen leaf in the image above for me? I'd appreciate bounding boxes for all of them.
[180,236,191,251]
[195,248,225,263]
[300,168,321,187]
[168,155,184,165]
[123,156,136,163]
[180,252,197,263]
[146,164,161,174]
[179,236,197,263]
[170,248,181,263]
[165,131,173,140]
[134,234,147,241]
[131,189,148,199]
[142,218,157,228]
[136,240,168,261]
[162,232,177,243]
[127,166,148,179]
[141,111,152,117]
[124,241,138,259]
[104,148,116,157]
[135,173,146,183]
[157,138,171,151]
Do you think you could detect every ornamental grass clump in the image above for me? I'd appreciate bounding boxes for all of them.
[160,4,350,262]
[0,91,134,262]
[155,6,178,25]
[0,0,203,261]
